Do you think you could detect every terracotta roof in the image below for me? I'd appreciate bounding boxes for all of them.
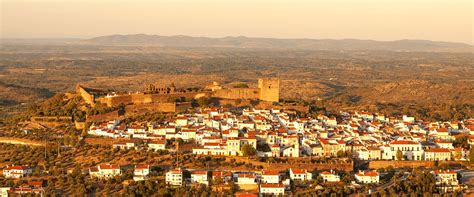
[390,140,418,145]
[5,165,29,170]
[437,127,448,132]
[235,192,258,197]
[260,183,284,188]
[426,148,450,153]
[357,171,379,177]
[99,164,119,170]
[433,170,456,175]
[238,173,255,178]
[27,181,43,187]
[262,170,280,176]
[192,170,208,175]
[212,171,232,177]
[135,165,149,169]
[150,139,166,144]
[291,169,307,174]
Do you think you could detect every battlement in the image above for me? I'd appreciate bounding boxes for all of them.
[258,78,280,102]
[210,78,280,102]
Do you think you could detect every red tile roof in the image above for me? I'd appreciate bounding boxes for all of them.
[5,165,29,170]
[260,183,284,188]
[390,140,418,145]
[426,148,450,153]
[135,165,149,169]
[99,164,119,170]
[357,171,379,177]
[262,170,280,176]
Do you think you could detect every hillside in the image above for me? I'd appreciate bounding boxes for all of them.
[0,82,54,106]
[76,34,474,52]
[326,80,474,120]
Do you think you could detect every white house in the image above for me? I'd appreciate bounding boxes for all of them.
[166,168,184,186]
[148,140,167,151]
[236,173,257,185]
[260,183,285,195]
[133,165,150,181]
[389,140,423,160]
[355,171,379,184]
[261,170,280,184]
[3,165,33,179]
[89,164,121,179]
[191,170,209,185]
[113,141,136,150]
[175,116,188,126]
[320,171,340,182]
[282,145,300,157]
[432,170,458,186]
[289,168,312,181]
[424,148,451,161]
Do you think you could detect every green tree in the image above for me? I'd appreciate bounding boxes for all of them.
[396,150,403,161]
[336,150,346,158]
[241,144,257,157]
[469,146,474,164]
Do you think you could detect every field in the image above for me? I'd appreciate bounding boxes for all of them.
[0,44,473,121]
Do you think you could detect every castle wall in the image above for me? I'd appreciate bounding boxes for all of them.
[258,78,280,102]
[99,92,200,107]
[76,85,95,106]
[141,102,176,112]
[212,88,260,100]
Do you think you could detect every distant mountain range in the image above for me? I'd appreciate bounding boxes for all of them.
[74,34,473,52]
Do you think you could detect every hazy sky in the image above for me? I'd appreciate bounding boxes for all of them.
[1,0,473,44]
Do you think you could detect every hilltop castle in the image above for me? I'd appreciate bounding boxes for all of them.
[76,78,280,108]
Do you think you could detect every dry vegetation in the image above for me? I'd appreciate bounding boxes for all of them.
[0,45,473,121]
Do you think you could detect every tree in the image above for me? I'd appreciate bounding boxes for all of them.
[396,150,403,161]
[469,146,474,164]
[212,176,224,193]
[257,143,271,152]
[336,150,346,158]
[241,144,257,157]
[197,97,211,107]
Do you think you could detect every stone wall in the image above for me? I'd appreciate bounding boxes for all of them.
[76,85,95,106]
[369,160,467,169]
[212,88,260,100]
[211,78,280,102]
[98,92,200,107]
[369,160,434,169]
[31,116,72,122]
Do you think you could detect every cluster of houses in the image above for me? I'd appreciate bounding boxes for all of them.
[431,169,461,192]
[2,165,33,179]
[83,162,384,195]
[89,108,473,162]
[88,163,150,181]
[1,162,463,195]
[164,167,377,195]
[0,181,44,196]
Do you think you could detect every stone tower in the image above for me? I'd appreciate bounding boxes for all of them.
[258,78,280,102]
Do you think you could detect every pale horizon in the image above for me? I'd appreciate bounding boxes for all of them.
[1,0,473,44]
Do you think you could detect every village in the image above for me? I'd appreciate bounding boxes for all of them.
[3,106,471,196]
[87,108,473,162]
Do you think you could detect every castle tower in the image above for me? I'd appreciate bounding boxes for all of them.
[258,78,280,102]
